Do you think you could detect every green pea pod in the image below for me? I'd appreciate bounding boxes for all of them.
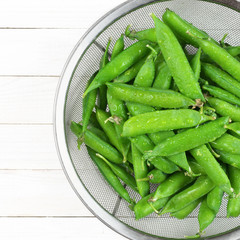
[130,134,154,152]
[190,48,202,80]
[134,193,169,220]
[82,72,98,134]
[122,109,213,137]
[106,82,195,108]
[70,121,123,164]
[225,46,240,57]
[171,198,201,219]
[162,9,218,47]
[215,149,240,169]
[207,186,224,214]
[107,88,130,162]
[153,61,172,90]
[148,131,175,145]
[126,102,155,116]
[131,143,150,197]
[137,169,167,184]
[227,165,240,217]
[211,133,240,155]
[208,97,240,122]
[202,63,240,99]
[144,117,229,158]
[161,176,215,214]
[114,57,146,83]
[96,154,138,193]
[88,112,101,129]
[188,157,206,176]
[83,40,150,96]
[225,122,240,136]
[87,147,132,204]
[203,85,240,106]
[152,172,194,202]
[87,125,109,143]
[198,198,216,233]
[111,34,124,60]
[151,13,204,101]
[190,145,232,195]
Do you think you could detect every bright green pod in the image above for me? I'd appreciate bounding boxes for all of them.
[207,187,224,214]
[144,117,229,158]
[111,34,124,60]
[190,145,233,195]
[134,193,169,220]
[225,122,240,136]
[208,97,240,122]
[152,13,204,101]
[188,158,206,176]
[138,169,167,184]
[87,125,109,143]
[148,131,175,145]
[122,109,214,137]
[211,133,240,155]
[190,48,202,80]
[106,82,195,108]
[215,149,240,169]
[203,85,240,106]
[126,102,155,116]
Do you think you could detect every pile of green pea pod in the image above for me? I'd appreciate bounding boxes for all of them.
[70,9,240,237]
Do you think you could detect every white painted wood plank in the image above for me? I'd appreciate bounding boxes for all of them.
[0,125,59,169]
[0,218,127,240]
[0,29,84,76]
[0,0,125,29]
[0,170,92,216]
[0,77,58,124]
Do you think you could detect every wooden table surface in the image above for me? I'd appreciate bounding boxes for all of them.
[0,0,127,239]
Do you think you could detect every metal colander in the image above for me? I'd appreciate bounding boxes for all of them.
[54,0,240,239]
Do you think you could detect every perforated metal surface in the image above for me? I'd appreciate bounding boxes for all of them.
[60,0,240,239]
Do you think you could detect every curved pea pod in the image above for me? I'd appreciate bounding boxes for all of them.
[227,165,240,217]
[143,117,229,158]
[96,154,138,193]
[134,193,169,220]
[207,97,240,122]
[151,13,204,101]
[137,169,167,184]
[160,176,215,214]
[153,61,172,90]
[215,150,240,169]
[162,9,218,48]
[125,26,157,42]
[111,34,124,60]
[203,85,240,106]
[225,122,240,136]
[106,82,195,108]
[202,63,240,99]
[70,121,123,164]
[198,198,216,233]
[126,102,155,116]
[190,48,202,80]
[82,72,98,134]
[122,109,213,137]
[131,143,149,197]
[207,187,224,214]
[87,148,132,204]
[190,145,233,195]
[211,133,240,155]
[171,198,201,219]
[83,40,150,96]
[152,172,194,202]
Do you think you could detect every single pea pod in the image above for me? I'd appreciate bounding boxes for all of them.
[190,144,233,195]
[207,97,240,122]
[215,149,240,169]
[83,40,150,96]
[87,125,109,143]
[111,34,124,60]
[106,82,195,108]
[225,46,240,57]
[70,121,123,164]
[207,186,224,214]
[96,154,138,193]
[152,171,194,202]
[152,13,204,101]
[137,169,167,184]
[122,109,214,137]
[160,176,215,214]
[203,85,240,106]
[162,9,218,47]
[131,143,149,197]
[198,198,216,233]
[211,133,240,155]
[134,193,169,220]
[87,147,132,204]
[126,102,155,116]
[190,48,202,80]
[148,131,175,145]
[202,63,240,99]
[82,72,98,134]
[225,122,240,136]
[171,198,202,219]
[143,117,229,159]
[227,165,240,217]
